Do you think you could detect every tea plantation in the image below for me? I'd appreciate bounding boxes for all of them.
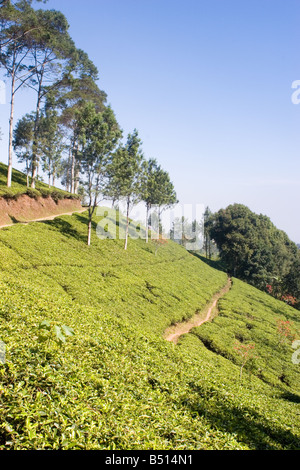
[0,209,299,449]
[0,162,78,201]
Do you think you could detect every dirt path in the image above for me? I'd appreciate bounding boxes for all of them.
[0,207,87,229]
[164,277,232,344]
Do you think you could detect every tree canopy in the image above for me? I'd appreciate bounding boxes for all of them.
[207,204,298,298]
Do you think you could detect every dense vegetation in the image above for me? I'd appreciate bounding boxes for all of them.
[206,204,300,309]
[0,210,299,450]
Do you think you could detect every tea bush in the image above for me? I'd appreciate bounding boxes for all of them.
[0,209,299,450]
[0,162,80,202]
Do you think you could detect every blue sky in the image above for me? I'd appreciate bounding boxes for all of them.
[1,0,300,242]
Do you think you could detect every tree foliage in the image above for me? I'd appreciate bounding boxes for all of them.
[105,129,144,249]
[75,101,121,245]
[207,204,298,297]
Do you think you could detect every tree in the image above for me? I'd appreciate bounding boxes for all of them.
[0,0,47,186]
[207,204,298,292]
[140,158,174,243]
[203,206,212,258]
[12,112,34,186]
[26,8,78,188]
[38,94,65,187]
[55,53,105,194]
[106,129,144,250]
[281,254,300,310]
[234,341,257,381]
[148,168,177,237]
[76,102,121,246]
[170,216,202,250]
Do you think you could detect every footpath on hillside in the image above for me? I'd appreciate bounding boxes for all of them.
[164,277,232,344]
[0,207,87,229]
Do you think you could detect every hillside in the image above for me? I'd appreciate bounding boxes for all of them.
[0,163,81,226]
[0,208,299,450]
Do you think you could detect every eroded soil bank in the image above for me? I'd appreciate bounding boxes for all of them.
[0,194,82,227]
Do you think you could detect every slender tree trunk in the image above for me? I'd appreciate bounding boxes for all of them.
[65,148,71,192]
[146,204,150,243]
[158,206,162,236]
[31,62,44,189]
[124,198,130,250]
[145,203,150,243]
[70,139,78,194]
[7,73,15,188]
[87,202,96,246]
[87,218,92,246]
[74,167,79,194]
[31,94,42,188]
[71,152,75,193]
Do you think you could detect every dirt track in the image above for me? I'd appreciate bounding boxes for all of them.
[164,277,232,344]
[0,207,87,229]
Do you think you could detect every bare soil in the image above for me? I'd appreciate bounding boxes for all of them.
[0,194,83,227]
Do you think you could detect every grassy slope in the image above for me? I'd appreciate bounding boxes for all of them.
[0,162,76,199]
[0,210,299,450]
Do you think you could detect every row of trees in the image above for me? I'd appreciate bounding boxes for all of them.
[75,104,177,247]
[0,0,177,248]
[205,203,300,309]
[1,0,101,188]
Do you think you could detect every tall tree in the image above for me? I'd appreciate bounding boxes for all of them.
[0,0,47,186]
[141,158,177,243]
[152,169,177,236]
[203,206,213,258]
[106,129,144,250]
[140,158,161,243]
[38,94,64,187]
[76,102,121,246]
[170,216,202,250]
[12,112,33,186]
[57,61,106,194]
[26,8,78,188]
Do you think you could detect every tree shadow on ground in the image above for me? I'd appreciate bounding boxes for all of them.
[280,391,300,404]
[189,252,227,273]
[42,218,86,242]
[183,381,300,449]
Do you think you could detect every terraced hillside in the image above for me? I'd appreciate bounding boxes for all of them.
[0,162,71,198]
[0,209,299,450]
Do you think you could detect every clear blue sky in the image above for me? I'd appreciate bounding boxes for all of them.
[1,0,300,242]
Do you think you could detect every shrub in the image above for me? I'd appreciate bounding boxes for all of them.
[50,190,65,204]
[0,189,23,201]
[39,188,52,199]
[26,188,41,200]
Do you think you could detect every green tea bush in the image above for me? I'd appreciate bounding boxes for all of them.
[0,209,299,450]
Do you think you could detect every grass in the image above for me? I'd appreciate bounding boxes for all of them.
[0,208,299,450]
